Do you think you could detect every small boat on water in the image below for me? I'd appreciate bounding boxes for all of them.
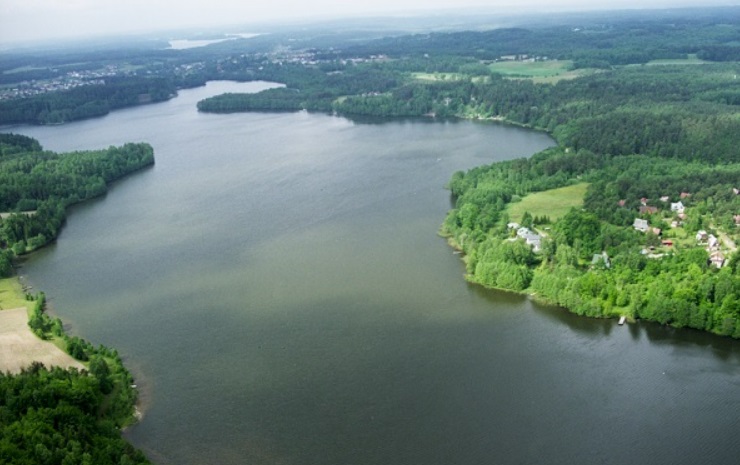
[618,316,626,325]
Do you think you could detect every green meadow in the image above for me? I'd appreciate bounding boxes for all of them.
[507,182,590,224]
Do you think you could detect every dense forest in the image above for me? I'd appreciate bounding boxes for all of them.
[340,10,740,66]
[0,134,154,276]
[1,363,149,465]
[0,77,175,125]
[1,292,149,465]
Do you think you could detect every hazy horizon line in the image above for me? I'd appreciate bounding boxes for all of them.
[2,2,739,51]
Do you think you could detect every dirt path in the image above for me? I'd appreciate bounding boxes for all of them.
[0,308,84,374]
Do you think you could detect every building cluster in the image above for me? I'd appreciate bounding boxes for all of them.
[696,230,726,268]
[626,190,739,268]
[630,193,691,235]
[496,54,549,62]
[507,223,542,252]
[0,66,122,101]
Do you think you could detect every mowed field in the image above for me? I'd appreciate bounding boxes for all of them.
[507,182,590,223]
[489,60,596,84]
[0,276,28,310]
[0,278,84,374]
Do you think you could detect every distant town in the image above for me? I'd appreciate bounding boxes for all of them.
[0,66,122,100]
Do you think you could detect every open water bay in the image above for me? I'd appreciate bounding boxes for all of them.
[11,81,740,465]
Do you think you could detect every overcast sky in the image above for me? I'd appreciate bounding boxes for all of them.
[0,0,736,44]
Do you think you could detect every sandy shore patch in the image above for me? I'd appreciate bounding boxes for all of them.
[0,307,85,374]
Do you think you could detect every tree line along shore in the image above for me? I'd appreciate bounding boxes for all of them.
[0,135,153,464]
[1,7,740,464]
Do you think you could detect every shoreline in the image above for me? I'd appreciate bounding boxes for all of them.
[441,232,635,325]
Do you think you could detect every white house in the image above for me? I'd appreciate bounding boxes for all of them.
[633,218,649,232]
[524,233,542,252]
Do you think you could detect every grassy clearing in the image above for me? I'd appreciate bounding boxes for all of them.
[0,277,29,311]
[646,57,708,65]
[489,60,597,83]
[527,69,598,84]
[507,182,590,223]
[411,63,591,84]
[411,72,465,81]
[489,60,572,76]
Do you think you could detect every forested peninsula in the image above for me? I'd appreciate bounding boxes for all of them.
[0,134,155,275]
[196,12,740,337]
[0,134,153,464]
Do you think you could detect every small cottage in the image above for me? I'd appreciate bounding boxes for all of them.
[524,233,542,252]
[710,251,725,269]
[633,218,649,232]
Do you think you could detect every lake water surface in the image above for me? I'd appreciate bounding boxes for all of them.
[9,81,740,465]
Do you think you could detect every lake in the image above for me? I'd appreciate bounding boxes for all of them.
[9,81,740,465]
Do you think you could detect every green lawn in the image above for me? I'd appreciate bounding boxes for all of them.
[488,60,597,83]
[412,62,592,84]
[645,57,708,65]
[507,182,590,223]
[0,277,29,311]
[489,60,572,77]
